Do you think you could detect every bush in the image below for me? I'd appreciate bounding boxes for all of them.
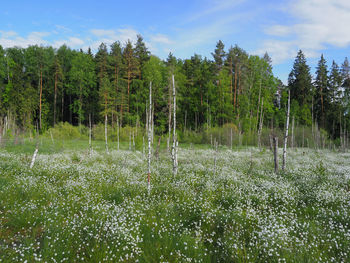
[45,122,86,140]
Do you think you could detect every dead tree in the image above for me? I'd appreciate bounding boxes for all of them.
[105,114,109,154]
[147,82,152,192]
[282,90,290,171]
[117,116,120,150]
[30,123,40,169]
[171,75,178,176]
[213,140,218,176]
[89,114,92,156]
[273,137,279,174]
[291,116,295,149]
[258,98,264,149]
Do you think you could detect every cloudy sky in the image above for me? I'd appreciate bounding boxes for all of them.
[1,0,350,82]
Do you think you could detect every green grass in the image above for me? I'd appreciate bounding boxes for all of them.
[0,139,349,262]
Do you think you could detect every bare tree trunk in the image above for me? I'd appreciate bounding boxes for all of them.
[117,116,120,150]
[30,146,39,169]
[129,131,131,151]
[155,136,161,160]
[142,136,145,156]
[168,85,172,151]
[105,114,109,153]
[273,137,279,174]
[282,90,290,171]
[89,114,92,156]
[171,75,178,176]
[230,128,233,150]
[258,98,264,148]
[54,71,57,126]
[39,68,43,130]
[132,131,135,151]
[147,82,152,192]
[30,125,39,169]
[213,140,218,176]
[291,116,295,149]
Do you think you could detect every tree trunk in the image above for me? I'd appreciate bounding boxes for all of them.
[282,90,290,171]
[105,114,109,153]
[117,116,120,150]
[172,75,178,176]
[147,82,152,192]
[291,116,295,149]
[258,98,264,148]
[89,114,92,156]
[39,68,43,130]
[273,137,279,174]
[54,71,57,126]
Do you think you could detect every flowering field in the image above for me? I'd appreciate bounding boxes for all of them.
[0,144,350,262]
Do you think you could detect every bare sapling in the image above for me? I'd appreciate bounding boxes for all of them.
[142,136,145,156]
[230,128,233,150]
[155,136,161,160]
[171,75,178,176]
[105,114,109,154]
[133,131,135,151]
[129,131,131,151]
[117,116,120,150]
[282,90,290,171]
[291,116,295,149]
[213,140,218,176]
[258,98,264,149]
[273,136,279,174]
[89,114,92,156]
[30,123,39,169]
[147,82,152,192]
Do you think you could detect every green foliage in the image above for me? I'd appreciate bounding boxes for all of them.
[45,122,85,140]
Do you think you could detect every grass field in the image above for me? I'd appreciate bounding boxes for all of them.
[0,139,350,262]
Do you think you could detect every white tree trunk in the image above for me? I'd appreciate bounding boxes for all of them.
[258,98,264,148]
[291,116,295,149]
[282,90,290,171]
[147,82,152,192]
[30,146,39,169]
[171,75,178,176]
[273,137,278,174]
[89,114,92,156]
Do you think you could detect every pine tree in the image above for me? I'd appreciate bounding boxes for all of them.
[314,54,328,128]
[123,40,138,114]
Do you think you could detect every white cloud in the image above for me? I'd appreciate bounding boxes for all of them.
[259,0,350,64]
[186,0,246,22]
[0,31,49,48]
[149,34,172,45]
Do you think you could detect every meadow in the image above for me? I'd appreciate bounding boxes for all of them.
[0,139,350,262]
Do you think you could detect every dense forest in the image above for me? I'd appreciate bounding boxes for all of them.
[0,35,349,145]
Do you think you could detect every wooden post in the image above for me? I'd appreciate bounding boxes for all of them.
[273,137,279,174]
[282,90,290,171]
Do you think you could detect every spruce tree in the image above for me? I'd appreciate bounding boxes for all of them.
[314,54,328,128]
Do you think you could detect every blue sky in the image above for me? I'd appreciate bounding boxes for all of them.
[1,0,350,83]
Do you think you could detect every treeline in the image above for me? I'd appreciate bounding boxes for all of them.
[0,36,349,143]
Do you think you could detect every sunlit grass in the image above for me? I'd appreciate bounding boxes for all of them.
[0,140,349,262]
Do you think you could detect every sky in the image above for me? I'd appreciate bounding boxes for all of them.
[1,0,350,83]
